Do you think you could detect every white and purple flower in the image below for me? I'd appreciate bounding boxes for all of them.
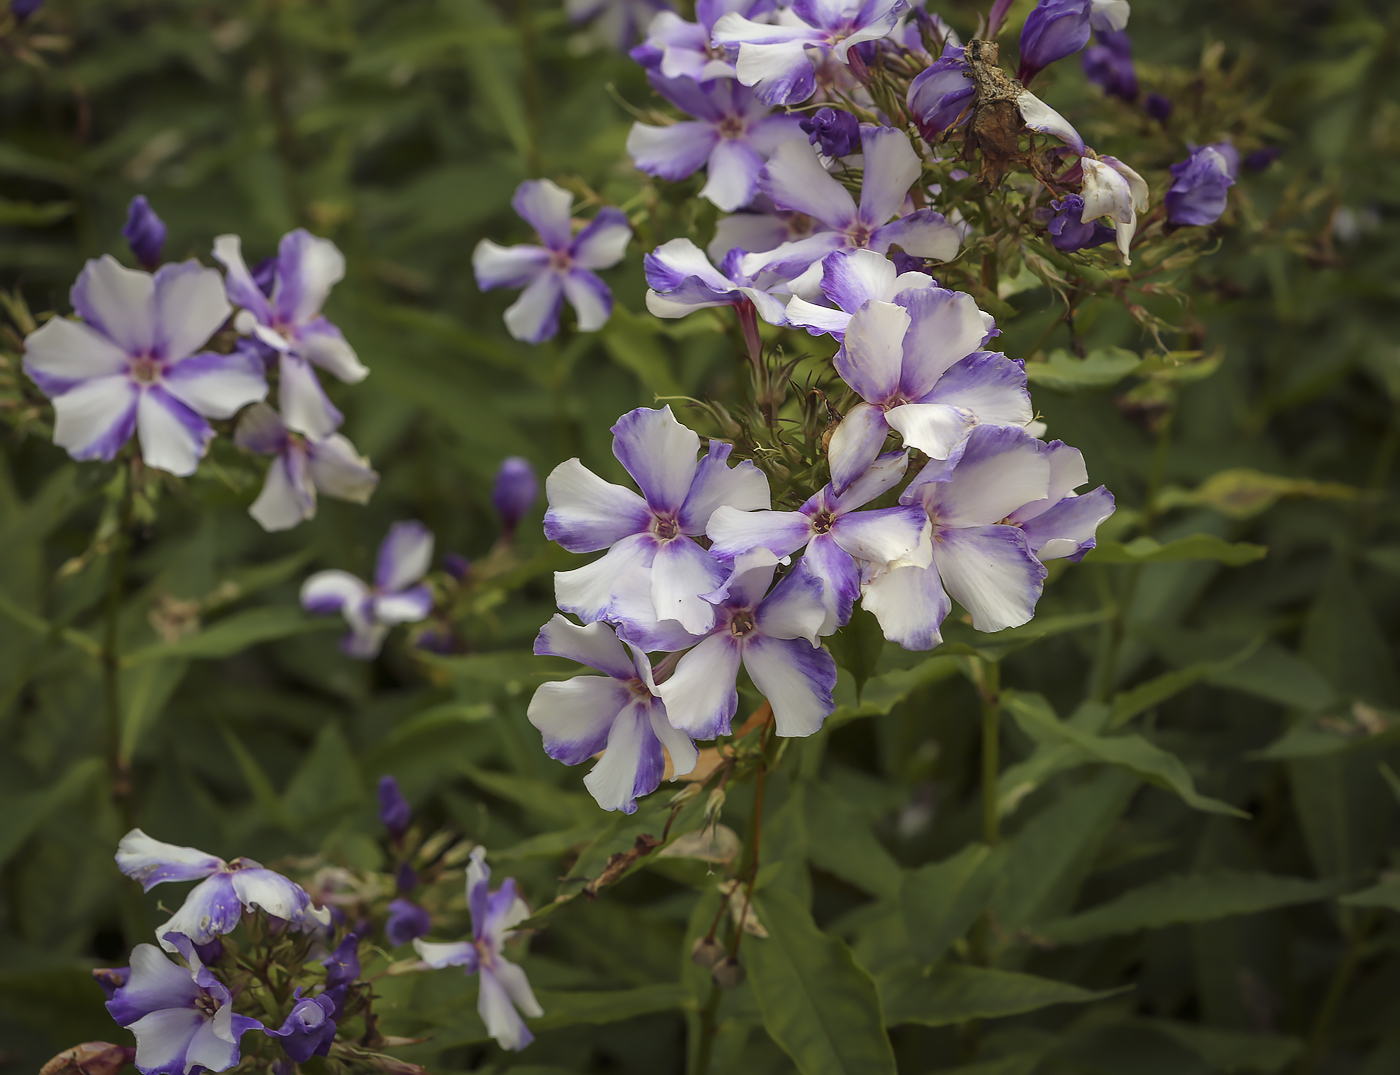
[105,934,263,1075]
[1079,155,1150,262]
[22,256,267,476]
[783,248,941,339]
[115,830,325,950]
[545,406,769,634]
[413,848,543,1051]
[825,288,1031,493]
[644,238,789,324]
[234,402,378,532]
[301,521,435,659]
[473,179,631,344]
[267,989,341,1064]
[631,0,773,83]
[213,230,367,440]
[528,615,697,812]
[626,74,805,212]
[1008,440,1116,561]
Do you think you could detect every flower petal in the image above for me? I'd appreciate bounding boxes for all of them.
[584,699,665,812]
[272,230,345,326]
[105,944,198,1027]
[857,126,922,226]
[800,536,858,633]
[922,352,1032,428]
[306,433,378,504]
[742,634,836,737]
[555,532,657,624]
[115,830,223,891]
[513,179,576,250]
[830,449,909,511]
[1016,91,1086,156]
[154,873,245,948]
[479,966,534,1051]
[650,537,726,634]
[1020,485,1115,561]
[374,584,433,624]
[534,613,637,679]
[827,401,893,495]
[543,458,651,552]
[278,353,343,439]
[861,560,951,650]
[21,316,131,396]
[50,376,138,462]
[70,255,156,355]
[610,565,710,652]
[835,299,909,403]
[885,401,975,461]
[249,451,315,532]
[657,633,742,740]
[211,235,273,324]
[895,286,989,398]
[162,349,267,419]
[707,507,812,559]
[611,405,701,514]
[869,209,962,261]
[562,269,614,332]
[375,521,434,592]
[127,1008,206,1073]
[504,272,566,343]
[473,240,550,290]
[301,570,371,617]
[412,938,479,971]
[758,138,856,227]
[820,249,897,313]
[753,561,828,644]
[701,138,765,212]
[137,387,213,477]
[570,208,632,270]
[527,675,631,765]
[153,261,232,362]
[233,401,287,455]
[230,867,309,921]
[297,318,368,383]
[933,525,1045,632]
[627,121,721,182]
[679,439,771,534]
[831,504,930,567]
[924,424,1050,527]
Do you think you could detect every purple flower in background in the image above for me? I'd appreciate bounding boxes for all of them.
[740,127,961,286]
[116,830,324,950]
[528,616,697,811]
[627,75,805,212]
[708,452,929,632]
[413,848,543,1051]
[493,457,539,536]
[105,934,264,1075]
[1039,193,1116,252]
[825,289,1030,493]
[214,231,367,440]
[122,196,167,271]
[1245,146,1282,171]
[800,107,860,158]
[1079,155,1149,262]
[21,256,267,476]
[653,551,836,738]
[784,248,943,339]
[301,521,435,659]
[1007,440,1115,561]
[267,990,340,1063]
[644,239,789,325]
[386,899,433,946]
[1165,143,1238,226]
[862,425,1056,649]
[378,775,412,839]
[712,0,908,105]
[631,0,771,81]
[907,44,974,140]
[396,861,418,892]
[567,0,670,49]
[234,403,377,532]
[473,180,630,344]
[1081,28,1137,101]
[1017,0,1129,83]
[322,934,360,990]
[544,405,769,633]
[1144,92,1172,122]
[10,0,43,21]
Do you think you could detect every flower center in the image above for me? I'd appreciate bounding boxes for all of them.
[627,677,651,698]
[729,610,756,637]
[129,356,162,384]
[550,249,573,273]
[811,511,836,535]
[718,116,746,140]
[652,515,680,541]
[194,992,220,1018]
[847,224,873,248]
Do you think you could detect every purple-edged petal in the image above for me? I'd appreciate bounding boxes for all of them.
[753,562,828,644]
[233,401,288,455]
[732,40,820,105]
[301,570,371,616]
[895,287,988,398]
[650,537,726,634]
[830,504,929,567]
[921,352,1032,428]
[376,521,434,592]
[544,458,651,552]
[923,424,1050,527]
[306,433,377,504]
[628,121,721,181]
[154,873,245,948]
[657,633,742,739]
[612,405,701,514]
[933,525,1045,632]
[70,255,156,354]
[757,139,856,228]
[701,139,765,212]
[584,699,665,812]
[784,298,852,338]
[610,566,710,651]
[827,401,893,494]
[705,547,779,608]
[504,272,566,343]
[513,179,576,250]
[820,249,897,313]
[570,208,632,270]
[869,209,962,261]
[554,532,657,624]
[743,634,836,737]
[479,965,536,1051]
[679,439,771,534]
[249,449,315,532]
[1016,91,1086,156]
[272,229,345,327]
[710,211,797,260]
[527,676,631,765]
[1020,485,1114,561]
[830,449,909,511]
[211,235,273,324]
[412,938,479,971]
[707,507,812,559]
[50,376,138,462]
[105,944,198,1027]
[375,583,433,624]
[137,387,213,477]
[278,353,343,439]
[862,559,951,649]
[229,867,310,922]
[884,401,974,462]
[297,317,367,383]
[535,614,637,680]
[801,536,859,632]
[152,261,231,362]
[739,230,847,282]
[162,349,267,419]
[562,269,613,332]
[835,300,909,403]
[115,830,223,890]
[856,126,922,226]
[21,316,130,396]
[473,240,550,291]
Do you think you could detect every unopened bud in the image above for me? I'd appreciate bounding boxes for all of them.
[492,457,539,536]
[121,196,166,271]
[704,787,726,826]
[669,783,702,807]
[711,956,746,989]
[41,1043,135,1075]
[691,936,725,970]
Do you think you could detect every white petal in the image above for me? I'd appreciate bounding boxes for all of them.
[301,569,371,616]
[50,376,137,462]
[128,1008,205,1072]
[584,701,663,812]
[250,454,314,532]
[71,255,155,355]
[657,633,742,740]
[861,560,951,650]
[479,967,534,1051]
[22,316,129,393]
[534,612,636,679]
[554,533,656,623]
[933,526,1045,633]
[115,830,223,890]
[543,458,650,553]
[153,261,232,362]
[136,389,211,477]
[926,425,1050,527]
[742,635,835,738]
[651,537,725,634]
[528,676,630,766]
[306,433,378,503]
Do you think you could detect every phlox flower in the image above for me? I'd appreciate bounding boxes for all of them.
[1017,0,1129,83]
[528,615,697,812]
[235,402,378,532]
[1082,27,1138,101]
[1037,193,1116,253]
[740,127,961,289]
[267,989,342,1063]
[784,248,945,339]
[104,933,263,1075]
[626,74,805,212]
[1165,143,1238,226]
[707,194,826,264]
[473,179,631,344]
[413,848,543,1051]
[116,830,326,950]
[214,230,367,440]
[712,0,909,105]
[631,0,773,82]
[544,405,769,634]
[644,238,789,324]
[826,289,1031,493]
[799,106,860,158]
[906,43,975,140]
[301,521,435,658]
[1079,155,1149,262]
[22,256,267,476]
[1006,439,1115,561]
[567,0,671,50]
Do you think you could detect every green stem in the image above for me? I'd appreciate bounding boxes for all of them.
[979,659,1001,846]
[1296,910,1379,1075]
[692,980,723,1075]
[104,472,135,822]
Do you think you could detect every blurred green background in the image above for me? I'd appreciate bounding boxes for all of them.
[2,0,1399,1072]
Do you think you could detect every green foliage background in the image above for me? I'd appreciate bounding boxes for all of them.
[2,0,1399,1072]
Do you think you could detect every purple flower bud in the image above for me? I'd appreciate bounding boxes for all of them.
[492,457,539,535]
[1040,194,1117,252]
[251,255,278,298]
[270,990,339,1063]
[121,196,166,271]
[1165,143,1237,226]
[395,860,418,893]
[10,0,43,21]
[443,552,471,581]
[378,775,412,839]
[1245,146,1281,171]
[322,933,360,990]
[1018,0,1092,83]
[890,251,938,280]
[907,44,974,140]
[1144,92,1172,123]
[799,108,860,159]
[1081,29,1137,101]
[386,898,432,947]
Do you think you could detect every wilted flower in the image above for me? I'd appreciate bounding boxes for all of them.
[907,44,974,140]
[1079,155,1149,262]
[268,990,342,1064]
[122,196,167,271]
[1165,142,1238,226]
[1039,193,1116,252]
[800,107,860,158]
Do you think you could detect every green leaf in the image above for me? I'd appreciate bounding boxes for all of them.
[826,608,886,697]
[1252,709,1400,760]
[533,984,688,1028]
[461,764,593,828]
[877,962,1125,1026]
[939,608,1113,663]
[599,306,683,397]
[1109,639,1261,728]
[1340,873,1400,911]
[805,784,903,900]
[0,198,74,226]
[1084,535,1267,566]
[1037,871,1353,944]
[284,721,364,828]
[1154,468,1356,520]
[1004,691,1246,818]
[1131,1019,1301,1073]
[118,657,190,764]
[747,887,897,1075]
[220,726,290,830]
[0,757,104,868]
[900,843,1003,968]
[1025,347,1142,391]
[122,606,337,665]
